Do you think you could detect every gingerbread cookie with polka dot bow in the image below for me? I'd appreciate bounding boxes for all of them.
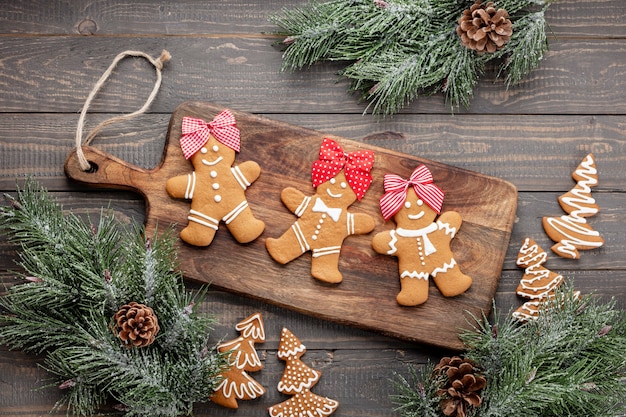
[265,138,376,283]
[371,165,472,306]
[165,109,265,246]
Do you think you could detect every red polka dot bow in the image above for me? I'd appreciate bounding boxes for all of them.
[379,165,444,220]
[311,138,374,201]
[179,109,240,159]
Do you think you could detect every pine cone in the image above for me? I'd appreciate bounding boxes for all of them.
[113,302,160,348]
[432,356,486,417]
[457,1,512,54]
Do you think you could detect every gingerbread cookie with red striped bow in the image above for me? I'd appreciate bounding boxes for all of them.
[265,138,376,283]
[166,109,265,246]
[371,165,472,306]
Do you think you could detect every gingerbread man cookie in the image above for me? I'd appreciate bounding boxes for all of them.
[371,165,472,306]
[166,110,265,246]
[265,138,375,283]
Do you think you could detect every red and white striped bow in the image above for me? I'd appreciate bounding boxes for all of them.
[179,109,240,159]
[379,165,444,220]
[311,138,374,201]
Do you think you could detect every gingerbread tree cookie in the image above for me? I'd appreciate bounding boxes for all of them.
[268,328,339,417]
[166,109,265,246]
[371,165,472,306]
[512,238,579,321]
[210,313,266,408]
[266,138,376,283]
[542,153,604,259]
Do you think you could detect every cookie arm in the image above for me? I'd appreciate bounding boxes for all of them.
[349,212,376,235]
[371,230,395,255]
[437,210,462,232]
[280,187,308,215]
[166,173,195,200]
[234,160,262,185]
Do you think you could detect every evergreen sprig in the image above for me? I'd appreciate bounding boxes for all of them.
[270,0,554,115]
[0,179,227,417]
[392,289,626,417]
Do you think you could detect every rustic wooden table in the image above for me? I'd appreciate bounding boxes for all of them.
[1,1,625,416]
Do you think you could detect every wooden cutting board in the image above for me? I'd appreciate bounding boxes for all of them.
[65,101,517,350]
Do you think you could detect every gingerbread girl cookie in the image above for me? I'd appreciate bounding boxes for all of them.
[371,165,472,306]
[265,138,375,283]
[166,110,265,246]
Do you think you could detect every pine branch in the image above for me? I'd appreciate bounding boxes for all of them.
[0,179,227,417]
[271,0,555,114]
[393,288,626,417]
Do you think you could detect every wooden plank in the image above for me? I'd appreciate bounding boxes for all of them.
[2,189,623,276]
[62,101,517,349]
[0,0,623,38]
[0,37,625,114]
[2,113,626,192]
[0,346,428,417]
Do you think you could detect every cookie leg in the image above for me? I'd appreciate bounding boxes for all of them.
[223,201,265,243]
[397,275,429,306]
[311,247,342,284]
[266,222,308,264]
[431,259,472,297]
[181,209,219,246]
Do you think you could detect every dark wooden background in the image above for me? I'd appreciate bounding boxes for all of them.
[0,1,624,416]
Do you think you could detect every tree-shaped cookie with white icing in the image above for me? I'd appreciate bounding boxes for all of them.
[512,238,579,321]
[268,328,339,417]
[210,313,266,408]
[543,153,604,259]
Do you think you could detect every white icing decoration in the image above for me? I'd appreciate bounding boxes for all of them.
[202,155,223,166]
[543,154,603,258]
[387,229,398,255]
[437,220,457,237]
[312,246,341,258]
[188,209,218,230]
[235,313,265,341]
[430,259,456,277]
[516,238,563,298]
[223,201,248,224]
[185,172,196,199]
[216,371,265,400]
[291,222,310,252]
[294,196,311,218]
[400,271,429,280]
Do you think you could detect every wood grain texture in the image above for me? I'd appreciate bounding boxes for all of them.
[0,0,623,37]
[0,37,625,115]
[63,101,517,350]
[2,113,626,192]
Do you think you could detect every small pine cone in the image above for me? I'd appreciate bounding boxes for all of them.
[113,302,160,348]
[457,1,512,54]
[432,356,486,417]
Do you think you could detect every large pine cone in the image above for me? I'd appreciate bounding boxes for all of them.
[457,1,512,54]
[432,356,486,417]
[113,302,160,348]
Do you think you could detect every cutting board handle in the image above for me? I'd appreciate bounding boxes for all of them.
[64,146,149,193]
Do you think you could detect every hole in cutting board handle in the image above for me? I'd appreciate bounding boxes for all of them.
[86,161,99,173]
